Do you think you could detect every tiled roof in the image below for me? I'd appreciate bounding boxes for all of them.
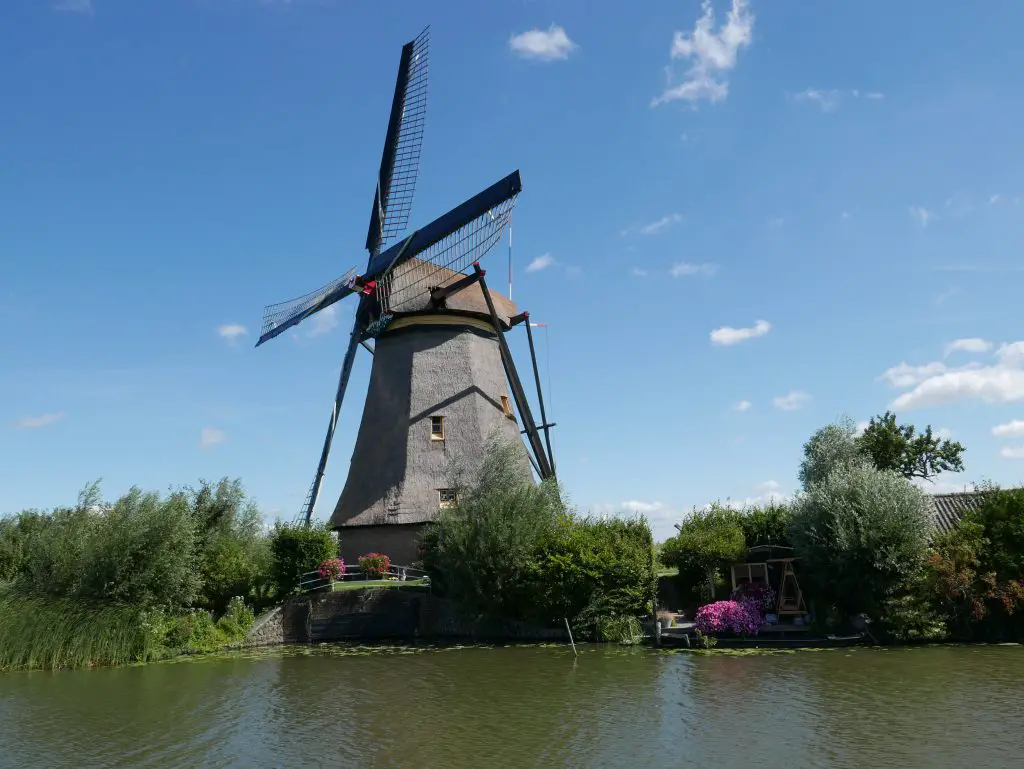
[925,491,986,534]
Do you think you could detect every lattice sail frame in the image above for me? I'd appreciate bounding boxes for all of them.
[259,267,358,340]
[376,28,430,248]
[367,194,518,336]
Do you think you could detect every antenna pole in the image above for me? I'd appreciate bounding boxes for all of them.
[525,317,556,477]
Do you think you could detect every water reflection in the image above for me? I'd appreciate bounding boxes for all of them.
[1,644,1022,768]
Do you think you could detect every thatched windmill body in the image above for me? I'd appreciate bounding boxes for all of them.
[255,28,556,565]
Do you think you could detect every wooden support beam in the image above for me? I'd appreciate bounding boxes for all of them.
[472,263,554,480]
[429,271,483,307]
[524,313,556,477]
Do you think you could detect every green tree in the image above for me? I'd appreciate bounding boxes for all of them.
[660,504,747,602]
[798,418,869,490]
[420,436,656,639]
[183,478,274,612]
[857,411,965,482]
[420,437,564,618]
[787,464,931,620]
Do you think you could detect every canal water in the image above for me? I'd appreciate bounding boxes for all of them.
[1,644,1022,768]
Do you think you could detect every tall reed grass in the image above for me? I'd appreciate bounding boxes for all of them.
[0,590,156,671]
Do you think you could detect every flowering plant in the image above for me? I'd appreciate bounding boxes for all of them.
[318,558,345,581]
[694,600,762,636]
[730,583,776,616]
[358,552,391,579]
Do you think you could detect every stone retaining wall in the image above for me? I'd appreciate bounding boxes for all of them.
[244,588,568,646]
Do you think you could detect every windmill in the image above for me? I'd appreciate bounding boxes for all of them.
[255,28,556,564]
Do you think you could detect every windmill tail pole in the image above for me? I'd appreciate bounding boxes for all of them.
[524,315,556,477]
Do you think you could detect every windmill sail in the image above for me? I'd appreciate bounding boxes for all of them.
[256,267,360,347]
[366,27,430,255]
[256,170,521,347]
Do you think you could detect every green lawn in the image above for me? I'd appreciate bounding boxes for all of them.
[329,579,427,592]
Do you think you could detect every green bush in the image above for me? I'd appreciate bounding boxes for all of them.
[420,437,656,640]
[530,515,656,638]
[270,520,338,595]
[963,484,1024,580]
[13,485,201,609]
[738,502,793,548]
[787,464,931,619]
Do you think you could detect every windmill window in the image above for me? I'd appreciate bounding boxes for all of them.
[500,395,514,419]
[430,416,445,440]
[438,489,458,509]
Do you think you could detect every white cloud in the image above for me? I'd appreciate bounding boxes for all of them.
[53,0,93,12]
[909,206,937,227]
[998,341,1024,367]
[218,324,248,344]
[855,420,870,436]
[755,480,780,492]
[989,194,1001,205]
[944,337,992,357]
[591,500,682,540]
[1000,446,1024,460]
[792,88,841,111]
[651,0,754,107]
[16,411,67,429]
[670,261,717,277]
[710,319,770,346]
[200,427,227,448]
[993,420,1024,438]
[733,399,752,412]
[526,253,556,273]
[509,25,577,61]
[890,341,1024,411]
[631,268,649,277]
[639,213,683,235]
[878,361,949,388]
[914,479,978,495]
[773,390,810,411]
[307,305,340,337]
[935,427,953,440]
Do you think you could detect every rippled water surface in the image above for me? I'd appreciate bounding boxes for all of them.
[2,643,1023,768]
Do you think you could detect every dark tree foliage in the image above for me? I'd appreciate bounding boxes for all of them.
[420,436,656,639]
[962,484,1024,581]
[857,411,965,482]
[269,521,338,595]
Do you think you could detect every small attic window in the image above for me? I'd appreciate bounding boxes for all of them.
[438,489,458,509]
[500,395,514,419]
[430,416,445,440]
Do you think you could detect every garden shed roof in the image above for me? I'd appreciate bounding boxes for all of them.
[925,490,986,535]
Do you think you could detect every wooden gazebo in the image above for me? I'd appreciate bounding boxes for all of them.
[730,544,807,617]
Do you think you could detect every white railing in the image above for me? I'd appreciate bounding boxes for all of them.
[298,564,430,593]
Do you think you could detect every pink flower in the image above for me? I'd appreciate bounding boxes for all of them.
[694,600,762,636]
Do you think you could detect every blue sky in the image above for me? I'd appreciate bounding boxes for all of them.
[3,0,1023,541]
